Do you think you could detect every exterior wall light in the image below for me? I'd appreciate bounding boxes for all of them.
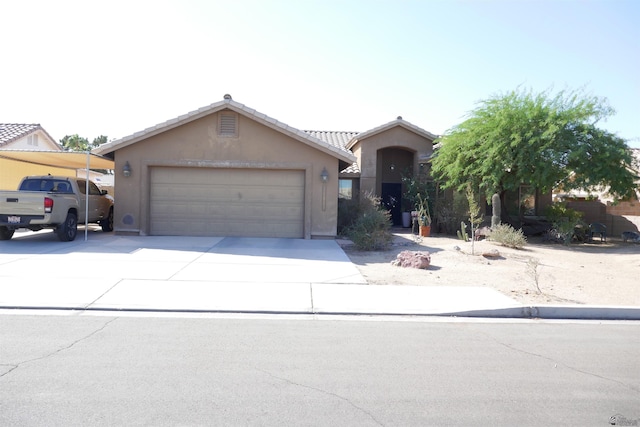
[320,167,329,211]
[320,167,329,183]
[123,161,132,177]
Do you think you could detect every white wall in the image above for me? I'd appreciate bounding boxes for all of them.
[3,130,60,150]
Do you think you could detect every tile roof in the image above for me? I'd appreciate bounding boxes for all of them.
[303,131,361,175]
[345,118,438,150]
[93,96,441,174]
[303,130,359,151]
[94,97,356,164]
[0,123,42,147]
[340,162,361,175]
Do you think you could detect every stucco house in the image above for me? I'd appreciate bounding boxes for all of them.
[94,95,437,239]
[0,123,60,151]
[0,123,74,190]
[554,148,640,235]
[310,118,437,225]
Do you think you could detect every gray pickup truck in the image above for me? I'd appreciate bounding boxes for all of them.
[0,176,114,241]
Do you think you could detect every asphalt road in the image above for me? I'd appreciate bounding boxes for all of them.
[1,313,638,427]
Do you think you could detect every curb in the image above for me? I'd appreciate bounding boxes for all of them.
[2,304,639,321]
[443,305,640,321]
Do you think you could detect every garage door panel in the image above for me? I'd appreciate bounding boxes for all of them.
[150,217,303,238]
[150,167,304,238]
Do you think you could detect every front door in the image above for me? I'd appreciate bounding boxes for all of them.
[381,183,402,226]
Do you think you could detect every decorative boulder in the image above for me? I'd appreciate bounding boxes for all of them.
[391,251,431,269]
[474,226,492,240]
[482,249,501,259]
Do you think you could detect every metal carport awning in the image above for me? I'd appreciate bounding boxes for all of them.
[0,149,115,241]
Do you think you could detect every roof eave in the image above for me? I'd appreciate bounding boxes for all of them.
[94,99,356,164]
[239,111,356,163]
[0,124,60,149]
[345,119,439,150]
[93,100,229,155]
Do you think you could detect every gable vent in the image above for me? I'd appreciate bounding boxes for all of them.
[218,112,238,136]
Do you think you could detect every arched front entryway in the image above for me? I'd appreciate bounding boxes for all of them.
[378,147,414,226]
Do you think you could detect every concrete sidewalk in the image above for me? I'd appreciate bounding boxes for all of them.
[0,230,638,320]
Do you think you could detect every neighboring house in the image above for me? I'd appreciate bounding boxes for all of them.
[554,148,640,235]
[0,123,61,151]
[94,96,436,238]
[0,123,74,190]
[554,148,640,203]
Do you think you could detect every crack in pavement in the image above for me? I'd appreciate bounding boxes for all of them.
[166,251,210,281]
[0,317,118,379]
[256,367,385,426]
[84,281,123,309]
[475,328,640,394]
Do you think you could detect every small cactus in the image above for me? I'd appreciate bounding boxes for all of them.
[491,193,501,228]
[457,222,469,242]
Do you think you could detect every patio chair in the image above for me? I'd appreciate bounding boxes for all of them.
[589,222,607,243]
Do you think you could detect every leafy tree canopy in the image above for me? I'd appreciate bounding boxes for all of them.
[431,88,637,202]
[60,134,108,151]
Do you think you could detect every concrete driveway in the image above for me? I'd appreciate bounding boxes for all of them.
[3,229,636,319]
[0,229,372,313]
[0,228,542,317]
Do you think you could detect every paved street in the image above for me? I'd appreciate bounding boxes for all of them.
[1,313,638,426]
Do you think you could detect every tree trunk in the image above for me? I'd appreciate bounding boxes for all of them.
[499,190,511,225]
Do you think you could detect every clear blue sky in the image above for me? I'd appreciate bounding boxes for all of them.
[2,0,639,147]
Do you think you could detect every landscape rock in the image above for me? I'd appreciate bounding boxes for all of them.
[391,250,431,269]
[482,249,501,259]
[474,226,492,240]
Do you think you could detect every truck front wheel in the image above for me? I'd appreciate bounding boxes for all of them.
[0,226,14,240]
[57,212,78,241]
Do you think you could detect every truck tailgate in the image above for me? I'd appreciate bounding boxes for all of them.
[0,191,46,216]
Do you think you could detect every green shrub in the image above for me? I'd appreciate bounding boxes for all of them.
[345,192,393,251]
[544,202,583,225]
[544,202,585,245]
[489,223,527,249]
[436,191,468,235]
[337,197,360,236]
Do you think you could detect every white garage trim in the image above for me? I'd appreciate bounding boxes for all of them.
[149,166,305,238]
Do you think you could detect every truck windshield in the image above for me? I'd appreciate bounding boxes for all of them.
[19,179,72,193]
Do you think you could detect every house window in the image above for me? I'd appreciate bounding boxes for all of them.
[520,185,536,216]
[506,185,537,216]
[218,112,238,137]
[339,179,353,199]
[27,134,39,146]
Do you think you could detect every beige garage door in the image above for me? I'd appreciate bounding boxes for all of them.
[150,167,304,238]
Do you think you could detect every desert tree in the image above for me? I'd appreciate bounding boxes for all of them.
[465,184,483,254]
[60,134,108,151]
[431,87,637,223]
[60,134,90,151]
